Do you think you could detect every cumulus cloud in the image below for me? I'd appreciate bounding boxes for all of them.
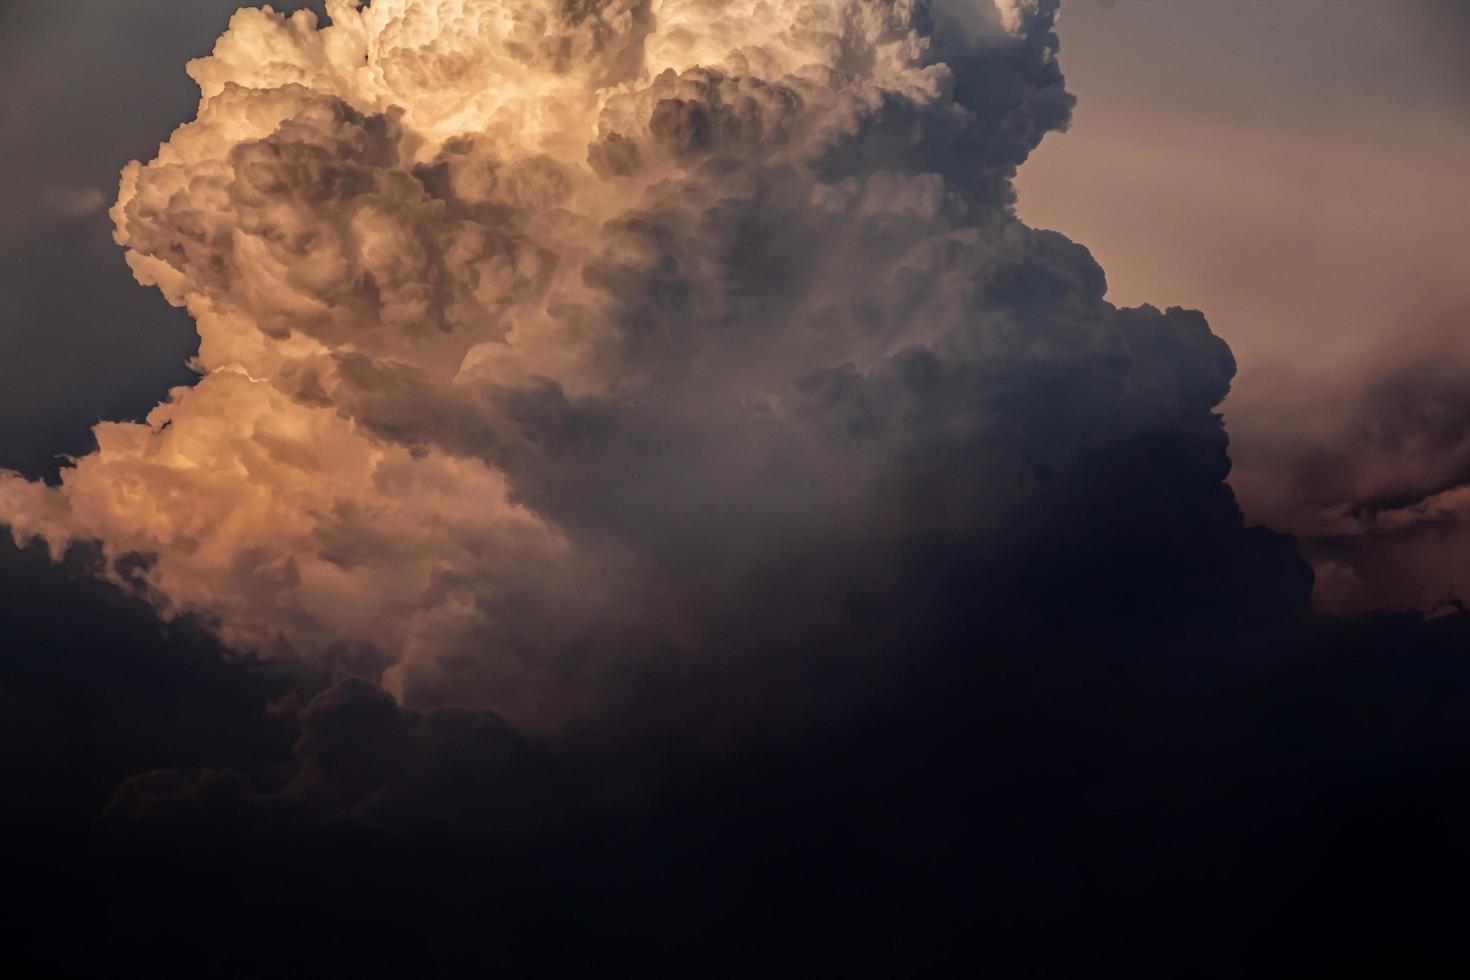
[0,0,1295,725]
[19,4,1470,975]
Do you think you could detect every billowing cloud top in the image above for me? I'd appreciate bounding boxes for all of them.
[0,0,1268,722]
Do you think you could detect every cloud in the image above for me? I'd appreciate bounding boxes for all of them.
[6,3,1470,975]
[1,0,1305,726]
[1009,0,1470,616]
[0,530,315,833]
[102,674,566,840]
[1225,345,1470,613]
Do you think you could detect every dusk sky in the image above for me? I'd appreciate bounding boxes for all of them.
[2,2,1468,976]
[1018,0,1470,614]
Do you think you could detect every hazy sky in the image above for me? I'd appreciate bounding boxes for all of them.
[1018,0,1470,611]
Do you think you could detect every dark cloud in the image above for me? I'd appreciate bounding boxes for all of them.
[15,593,1470,976]
[0,532,316,828]
[2,2,1470,976]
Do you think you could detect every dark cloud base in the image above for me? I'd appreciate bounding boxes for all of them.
[6,523,1470,977]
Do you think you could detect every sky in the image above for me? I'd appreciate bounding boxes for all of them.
[1017,0,1470,613]
[1,1,1469,975]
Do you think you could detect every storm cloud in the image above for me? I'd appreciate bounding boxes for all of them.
[4,2,1467,976]
[0,0,1300,724]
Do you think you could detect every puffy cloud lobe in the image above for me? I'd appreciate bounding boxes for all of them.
[1,0,1293,721]
[0,370,579,717]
